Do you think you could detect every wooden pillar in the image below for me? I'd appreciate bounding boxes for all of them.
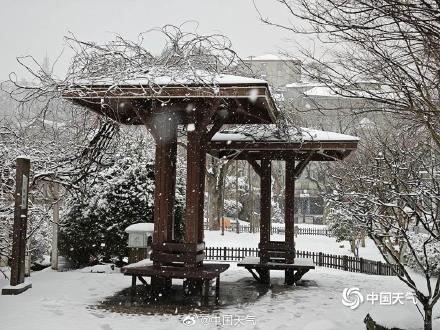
[185,101,222,247]
[185,129,206,246]
[150,113,177,290]
[285,158,295,263]
[152,114,178,246]
[10,157,30,286]
[259,159,271,264]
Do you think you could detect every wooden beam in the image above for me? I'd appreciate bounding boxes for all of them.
[247,159,263,177]
[293,151,316,178]
[205,106,227,142]
[207,149,350,161]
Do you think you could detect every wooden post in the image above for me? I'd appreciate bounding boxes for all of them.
[285,158,295,263]
[10,157,30,286]
[215,276,220,303]
[152,113,178,250]
[185,129,206,246]
[376,261,382,275]
[51,183,59,270]
[131,276,137,297]
[248,161,254,233]
[259,159,271,264]
[150,113,177,291]
[235,162,240,234]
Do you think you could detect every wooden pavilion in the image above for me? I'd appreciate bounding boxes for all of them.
[62,72,279,298]
[208,125,359,284]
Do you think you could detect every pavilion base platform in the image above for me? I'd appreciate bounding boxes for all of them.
[121,263,230,304]
[237,257,315,285]
[1,281,32,295]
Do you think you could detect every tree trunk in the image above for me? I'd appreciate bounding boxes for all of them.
[206,157,228,231]
[424,305,432,330]
[207,177,220,230]
[350,239,359,257]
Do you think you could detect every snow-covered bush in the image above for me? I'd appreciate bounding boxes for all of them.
[326,205,366,257]
[272,201,284,224]
[405,233,440,275]
[223,199,242,218]
[28,205,52,263]
[59,132,186,267]
[59,151,156,266]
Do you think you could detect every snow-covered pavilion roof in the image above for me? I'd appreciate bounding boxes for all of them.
[212,125,358,143]
[67,68,267,87]
[62,68,279,125]
[208,124,359,161]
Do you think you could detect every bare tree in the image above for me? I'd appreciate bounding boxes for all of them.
[256,2,440,328]
[327,118,440,329]
[257,0,440,148]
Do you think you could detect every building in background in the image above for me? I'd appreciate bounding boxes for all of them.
[244,55,380,224]
[243,54,301,89]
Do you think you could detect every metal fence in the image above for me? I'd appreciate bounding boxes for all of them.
[204,246,402,276]
[204,224,331,236]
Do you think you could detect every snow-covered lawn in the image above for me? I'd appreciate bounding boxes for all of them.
[204,230,384,261]
[0,226,435,330]
[0,265,438,330]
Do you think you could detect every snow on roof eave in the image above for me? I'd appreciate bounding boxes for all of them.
[210,127,360,144]
[62,78,280,125]
[62,77,275,105]
[66,72,268,88]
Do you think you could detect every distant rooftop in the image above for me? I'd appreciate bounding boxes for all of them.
[244,54,299,62]
[285,82,324,88]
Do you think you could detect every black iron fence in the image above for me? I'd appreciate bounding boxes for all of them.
[204,224,331,236]
[204,246,402,276]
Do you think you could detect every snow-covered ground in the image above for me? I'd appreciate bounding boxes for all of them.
[0,264,438,330]
[204,230,384,261]
[0,227,436,329]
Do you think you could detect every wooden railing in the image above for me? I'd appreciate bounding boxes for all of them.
[204,246,402,276]
[204,224,332,236]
